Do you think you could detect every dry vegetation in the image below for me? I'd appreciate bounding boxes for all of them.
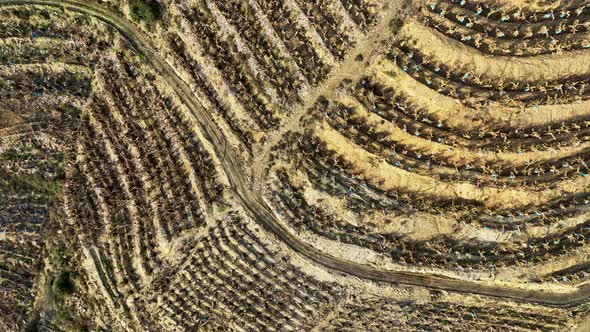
[1,0,590,331]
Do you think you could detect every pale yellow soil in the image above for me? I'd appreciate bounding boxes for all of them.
[574,313,590,332]
[336,92,589,167]
[315,122,590,210]
[374,61,590,130]
[284,160,514,243]
[252,0,411,187]
[400,19,590,83]
[491,0,573,12]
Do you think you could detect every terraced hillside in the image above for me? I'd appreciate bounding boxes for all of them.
[1,0,590,330]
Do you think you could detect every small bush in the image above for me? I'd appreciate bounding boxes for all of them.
[129,0,161,23]
[23,317,41,332]
[53,271,75,295]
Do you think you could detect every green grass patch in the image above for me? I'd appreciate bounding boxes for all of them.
[30,243,89,331]
[1,172,62,199]
[2,146,39,161]
[4,150,37,161]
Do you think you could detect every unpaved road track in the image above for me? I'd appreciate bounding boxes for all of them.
[3,0,590,308]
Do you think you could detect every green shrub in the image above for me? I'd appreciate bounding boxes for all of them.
[53,271,75,295]
[129,0,161,23]
[23,318,41,332]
